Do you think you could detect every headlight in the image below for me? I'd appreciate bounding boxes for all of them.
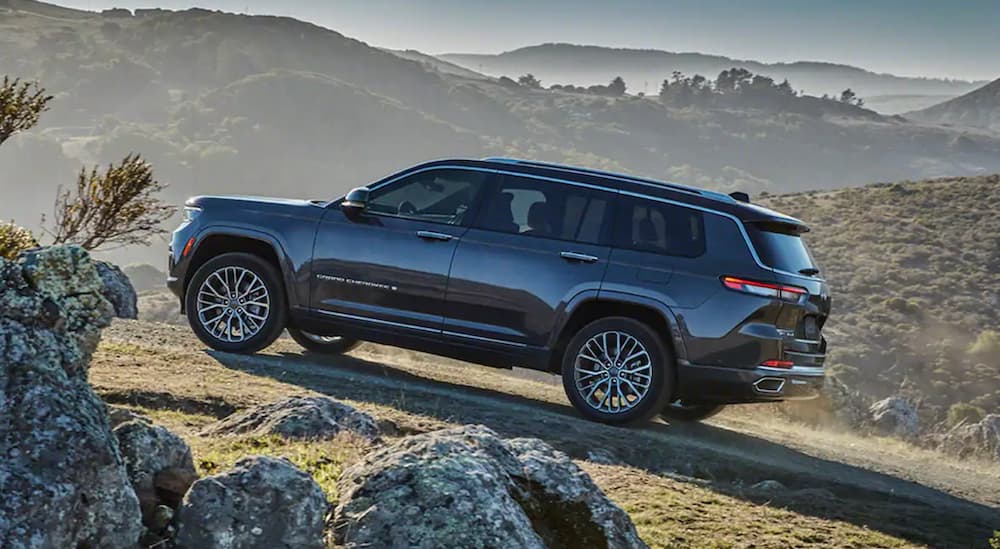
[184,206,202,222]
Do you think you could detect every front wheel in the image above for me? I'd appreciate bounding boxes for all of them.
[562,317,674,425]
[659,401,726,422]
[288,328,362,355]
[185,252,287,354]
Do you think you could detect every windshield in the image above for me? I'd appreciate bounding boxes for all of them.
[746,222,818,275]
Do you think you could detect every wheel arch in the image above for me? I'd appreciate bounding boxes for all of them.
[547,292,687,375]
[183,228,297,310]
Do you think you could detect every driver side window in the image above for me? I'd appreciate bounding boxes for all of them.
[367,168,488,225]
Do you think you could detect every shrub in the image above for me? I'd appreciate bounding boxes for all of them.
[0,222,38,259]
[946,403,986,426]
[968,330,1000,356]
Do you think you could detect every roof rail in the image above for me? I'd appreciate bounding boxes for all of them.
[481,157,730,200]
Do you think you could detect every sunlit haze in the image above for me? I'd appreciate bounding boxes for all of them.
[54,0,1000,81]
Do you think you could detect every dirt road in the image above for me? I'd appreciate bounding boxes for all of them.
[96,320,1000,548]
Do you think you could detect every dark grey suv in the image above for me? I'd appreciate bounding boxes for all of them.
[168,158,831,425]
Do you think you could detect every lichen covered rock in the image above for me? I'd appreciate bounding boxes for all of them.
[114,419,198,526]
[203,395,381,441]
[174,455,327,549]
[334,424,646,549]
[0,246,142,548]
[96,260,138,319]
[940,414,1000,462]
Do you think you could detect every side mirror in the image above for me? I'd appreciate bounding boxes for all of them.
[341,187,370,218]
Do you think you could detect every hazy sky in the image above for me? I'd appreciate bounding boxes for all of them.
[55,0,1000,81]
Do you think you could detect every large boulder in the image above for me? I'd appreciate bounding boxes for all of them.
[174,455,328,549]
[0,246,143,548]
[334,424,646,549]
[202,395,381,441]
[96,260,138,319]
[869,396,920,438]
[114,419,198,526]
[940,414,1000,461]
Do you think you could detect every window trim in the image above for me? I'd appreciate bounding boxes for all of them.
[331,163,815,280]
[363,167,492,227]
[470,173,617,246]
[612,195,708,258]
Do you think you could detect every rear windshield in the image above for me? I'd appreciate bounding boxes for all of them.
[746,222,818,274]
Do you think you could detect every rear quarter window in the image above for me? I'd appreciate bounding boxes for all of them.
[746,222,818,274]
[614,197,706,257]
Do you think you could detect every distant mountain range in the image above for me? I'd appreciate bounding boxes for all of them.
[441,44,985,104]
[907,77,1000,133]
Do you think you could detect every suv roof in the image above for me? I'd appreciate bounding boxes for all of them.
[396,157,808,231]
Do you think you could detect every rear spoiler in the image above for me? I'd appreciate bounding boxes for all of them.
[729,191,750,203]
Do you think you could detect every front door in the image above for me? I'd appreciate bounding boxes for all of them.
[444,173,616,348]
[311,167,490,332]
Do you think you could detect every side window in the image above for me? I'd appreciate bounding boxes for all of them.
[367,169,488,225]
[475,175,612,244]
[615,197,706,257]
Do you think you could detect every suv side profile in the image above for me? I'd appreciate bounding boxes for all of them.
[168,158,830,425]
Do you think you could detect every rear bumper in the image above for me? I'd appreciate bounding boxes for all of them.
[676,362,824,404]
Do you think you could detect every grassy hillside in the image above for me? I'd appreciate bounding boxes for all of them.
[908,78,1000,133]
[760,174,1000,422]
[441,43,985,99]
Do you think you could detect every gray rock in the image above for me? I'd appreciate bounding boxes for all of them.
[869,396,920,438]
[751,480,786,492]
[174,455,327,549]
[0,246,143,548]
[202,395,381,441]
[95,260,138,319]
[586,447,621,465]
[334,424,646,549]
[107,405,152,428]
[823,376,870,428]
[940,414,1000,461]
[114,419,198,525]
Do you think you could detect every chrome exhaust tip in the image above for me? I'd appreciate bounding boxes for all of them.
[754,377,785,394]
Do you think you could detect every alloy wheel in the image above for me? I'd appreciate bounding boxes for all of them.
[196,266,270,343]
[573,330,653,414]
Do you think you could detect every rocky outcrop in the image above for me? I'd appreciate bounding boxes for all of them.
[0,246,143,548]
[174,455,328,549]
[114,419,198,528]
[203,395,381,441]
[869,396,920,438]
[96,260,138,319]
[940,414,1000,461]
[334,424,646,549]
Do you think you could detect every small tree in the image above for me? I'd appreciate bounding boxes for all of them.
[517,73,542,89]
[0,76,53,147]
[839,88,857,104]
[44,154,176,250]
[0,222,39,259]
[608,76,627,96]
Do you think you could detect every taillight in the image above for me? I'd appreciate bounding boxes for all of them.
[722,276,806,302]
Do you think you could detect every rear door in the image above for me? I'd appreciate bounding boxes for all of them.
[311,167,490,332]
[443,173,615,349]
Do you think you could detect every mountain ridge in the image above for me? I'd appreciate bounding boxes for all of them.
[907,77,1000,133]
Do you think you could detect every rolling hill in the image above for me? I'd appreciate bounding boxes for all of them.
[2,0,1000,268]
[907,77,1000,133]
[441,43,985,101]
[760,174,1000,421]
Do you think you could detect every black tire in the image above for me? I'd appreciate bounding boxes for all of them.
[659,402,726,422]
[287,327,362,355]
[561,317,674,425]
[185,252,287,354]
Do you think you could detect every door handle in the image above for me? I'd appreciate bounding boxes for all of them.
[560,251,599,263]
[416,230,455,242]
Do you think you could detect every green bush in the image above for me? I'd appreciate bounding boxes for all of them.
[0,222,38,259]
[946,403,986,426]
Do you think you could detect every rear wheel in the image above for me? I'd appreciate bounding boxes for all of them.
[659,401,726,422]
[185,252,287,354]
[562,317,673,425]
[288,328,362,355]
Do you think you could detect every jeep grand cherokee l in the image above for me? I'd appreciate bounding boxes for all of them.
[167,157,831,425]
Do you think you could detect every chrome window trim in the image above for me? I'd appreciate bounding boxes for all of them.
[353,163,780,276]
